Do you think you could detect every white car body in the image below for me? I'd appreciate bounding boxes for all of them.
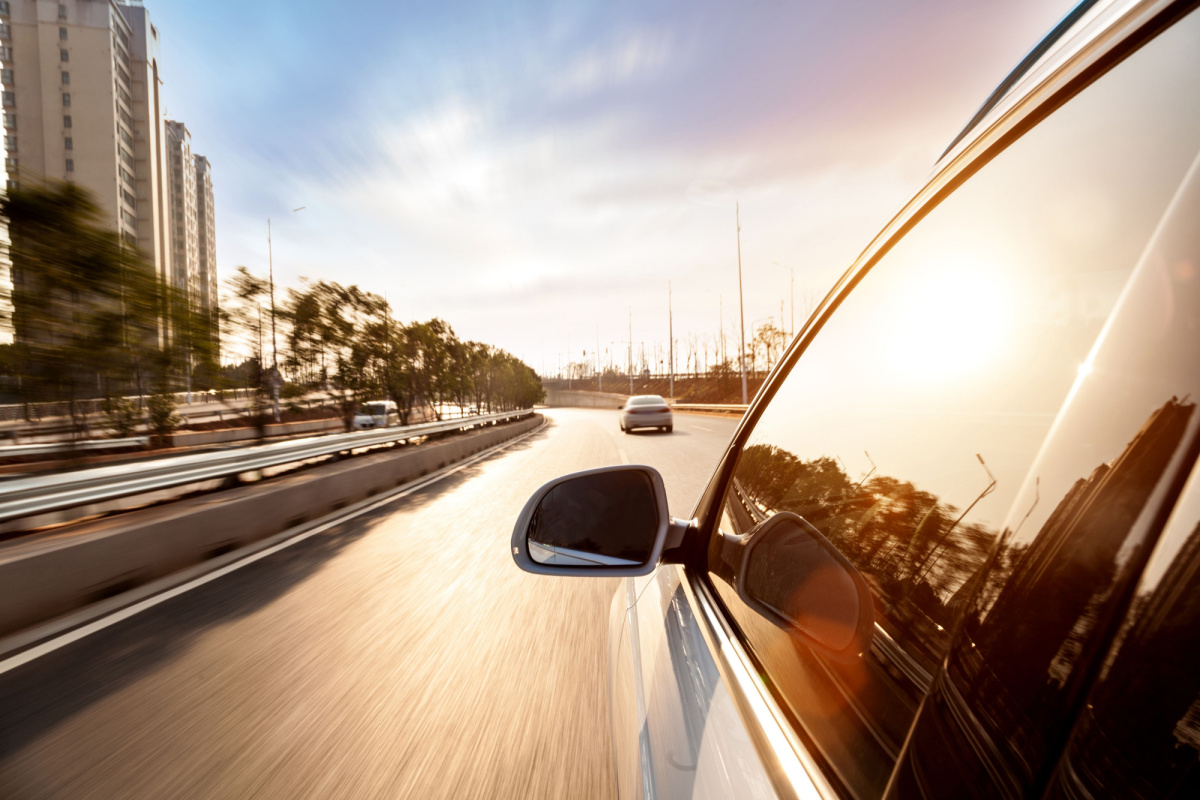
[619,395,673,433]
[352,400,400,430]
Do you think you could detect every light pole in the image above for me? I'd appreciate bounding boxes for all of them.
[773,260,796,338]
[628,308,633,395]
[596,324,601,392]
[668,282,674,400]
[267,205,306,422]
[736,203,747,404]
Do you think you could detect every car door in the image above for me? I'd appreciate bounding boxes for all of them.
[610,5,1200,798]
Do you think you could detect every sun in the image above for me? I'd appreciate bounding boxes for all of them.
[881,252,1015,382]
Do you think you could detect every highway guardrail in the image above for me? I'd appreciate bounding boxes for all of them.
[0,437,151,459]
[0,409,532,525]
[670,403,749,414]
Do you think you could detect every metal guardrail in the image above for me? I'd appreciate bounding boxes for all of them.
[0,437,150,458]
[0,409,534,524]
[670,403,749,414]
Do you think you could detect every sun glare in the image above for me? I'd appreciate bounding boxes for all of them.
[883,253,1015,381]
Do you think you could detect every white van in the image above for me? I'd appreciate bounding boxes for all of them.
[352,400,400,430]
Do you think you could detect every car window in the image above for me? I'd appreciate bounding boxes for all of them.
[705,10,1200,799]
[891,105,1200,799]
[1045,454,1200,799]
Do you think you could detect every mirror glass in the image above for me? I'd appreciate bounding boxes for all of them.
[528,470,660,566]
[742,516,865,653]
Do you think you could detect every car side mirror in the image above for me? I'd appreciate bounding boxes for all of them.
[511,465,690,576]
[723,512,874,662]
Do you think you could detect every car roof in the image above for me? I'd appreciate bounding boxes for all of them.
[629,395,666,403]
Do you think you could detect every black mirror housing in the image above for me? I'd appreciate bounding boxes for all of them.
[725,512,874,662]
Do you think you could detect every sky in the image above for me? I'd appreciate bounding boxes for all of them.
[146,0,1077,375]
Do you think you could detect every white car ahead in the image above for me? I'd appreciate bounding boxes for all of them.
[352,400,399,430]
[619,395,672,434]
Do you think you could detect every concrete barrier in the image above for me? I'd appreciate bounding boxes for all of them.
[0,414,543,638]
[169,417,345,448]
[543,389,627,409]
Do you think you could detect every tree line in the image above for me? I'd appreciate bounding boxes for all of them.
[0,182,217,434]
[0,181,542,435]
[224,267,544,425]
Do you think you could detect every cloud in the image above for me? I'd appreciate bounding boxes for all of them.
[172,0,1080,368]
[548,30,676,98]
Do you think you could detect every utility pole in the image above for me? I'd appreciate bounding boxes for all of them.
[736,203,748,404]
[596,324,601,392]
[720,294,725,364]
[790,267,795,337]
[628,308,633,395]
[267,218,280,422]
[567,332,571,389]
[668,282,674,400]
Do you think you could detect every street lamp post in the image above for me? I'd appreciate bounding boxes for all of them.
[736,203,748,404]
[266,206,306,423]
[628,308,633,395]
[596,324,601,393]
[668,281,674,400]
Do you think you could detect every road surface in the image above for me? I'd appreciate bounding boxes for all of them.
[0,407,741,799]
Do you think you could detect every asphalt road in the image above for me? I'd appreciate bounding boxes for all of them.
[0,407,740,799]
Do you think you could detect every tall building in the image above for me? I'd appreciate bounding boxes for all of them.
[194,153,215,313]
[163,118,196,300]
[4,0,142,249]
[118,0,170,286]
[0,1,213,311]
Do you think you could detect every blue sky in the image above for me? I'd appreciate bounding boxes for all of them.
[150,0,1075,372]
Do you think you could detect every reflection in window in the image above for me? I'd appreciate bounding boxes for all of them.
[903,397,1197,797]
[890,62,1200,797]
[1049,471,1200,799]
[708,9,1200,799]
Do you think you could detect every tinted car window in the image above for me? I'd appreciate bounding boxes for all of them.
[892,98,1200,799]
[1046,454,1200,799]
[706,10,1200,798]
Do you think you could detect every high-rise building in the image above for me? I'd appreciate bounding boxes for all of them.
[4,0,142,249]
[164,118,197,301]
[1,1,213,310]
[119,0,170,286]
[194,153,215,313]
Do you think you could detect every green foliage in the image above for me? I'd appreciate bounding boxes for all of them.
[1,181,220,435]
[147,388,181,440]
[227,274,545,425]
[103,395,141,438]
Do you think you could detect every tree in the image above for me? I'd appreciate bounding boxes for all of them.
[1,181,162,435]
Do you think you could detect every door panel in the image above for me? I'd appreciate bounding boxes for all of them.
[610,568,777,799]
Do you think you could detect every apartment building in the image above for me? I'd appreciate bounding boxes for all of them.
[4,0,142,249]
[194,153,215,313]
[118,0,169,285]
[0,1,215,315]
[164,118,196,300]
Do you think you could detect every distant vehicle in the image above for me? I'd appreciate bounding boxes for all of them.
[619,395,672,433]
[352,400,400,430]
[513,3,1200,798]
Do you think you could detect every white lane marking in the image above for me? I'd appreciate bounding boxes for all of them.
[617,447,631,465]
[0,423,544,676]
[692,424,712,432]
